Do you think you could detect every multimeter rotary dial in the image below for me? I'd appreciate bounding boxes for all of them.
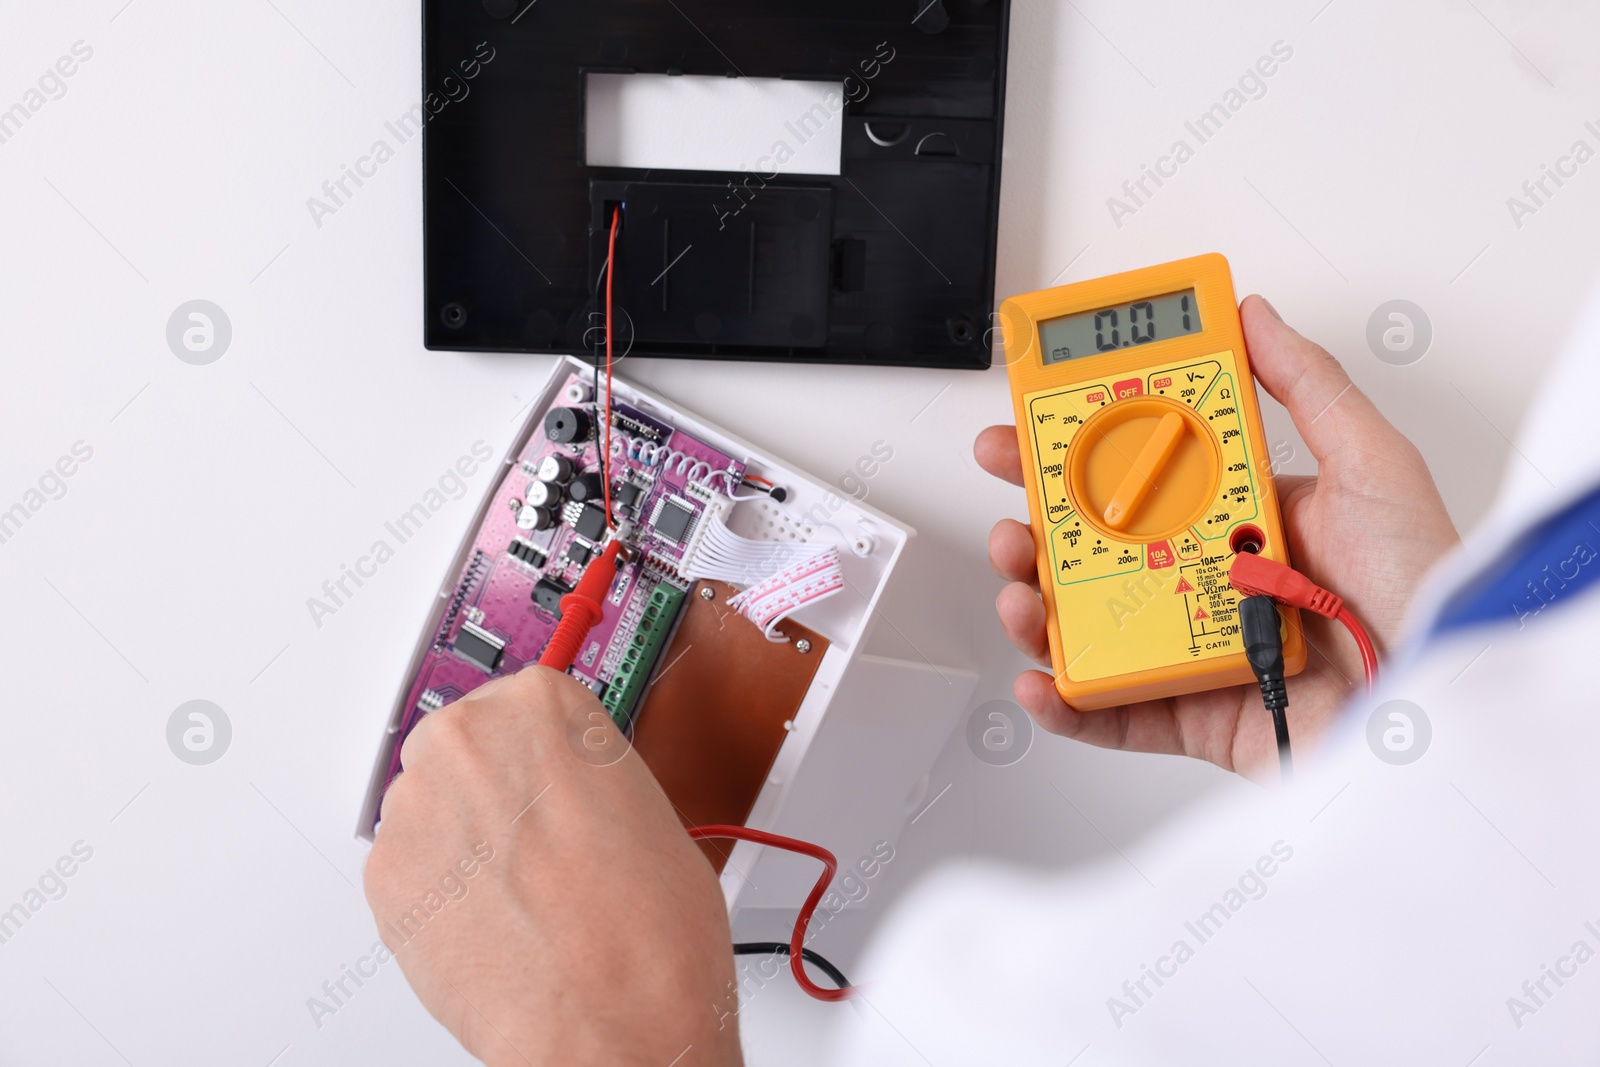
[1066,396,1220,544]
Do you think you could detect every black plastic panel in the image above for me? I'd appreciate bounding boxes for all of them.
[423,0,1011,369]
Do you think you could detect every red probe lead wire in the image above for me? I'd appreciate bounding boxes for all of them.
[536,552,853,1002]
[1335,606,1379,689]
[549,214,850,1004]
[688,825,856,1002]
[601,206,621,527]
[1228,552,1379,692]
[545,206,624,671]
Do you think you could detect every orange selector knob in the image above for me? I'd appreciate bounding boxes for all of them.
[1066,397,1220,543]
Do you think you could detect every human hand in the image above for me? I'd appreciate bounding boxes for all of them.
[364,666,743,1067]
[977,296,1459,780]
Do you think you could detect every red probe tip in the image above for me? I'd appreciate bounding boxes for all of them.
[537,541,624,671]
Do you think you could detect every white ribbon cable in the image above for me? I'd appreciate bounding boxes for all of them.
[726,548,843,641]
[682,507,822,587]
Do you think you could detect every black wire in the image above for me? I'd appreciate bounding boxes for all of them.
[739,480,788,503]
[1271,703,1292,779]
[1240,594,1292,781]
[732,942,851,991]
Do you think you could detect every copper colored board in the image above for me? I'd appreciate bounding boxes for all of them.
[630,580,828,872]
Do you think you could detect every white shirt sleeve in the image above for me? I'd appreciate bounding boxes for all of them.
[831,614,1600,1064]
[826,286,1600,1066]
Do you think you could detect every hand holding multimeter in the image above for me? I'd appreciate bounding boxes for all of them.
[981,254,1458,779]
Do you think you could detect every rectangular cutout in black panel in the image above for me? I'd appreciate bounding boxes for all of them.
[422,0,1011,369]
[585,74,845,176]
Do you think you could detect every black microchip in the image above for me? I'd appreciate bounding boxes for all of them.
[616,482,643,512]
[533,576,570,617]
[575,503,608,542]
[453,625,504,673]
[566,541,593,566]
[653,500,695,543]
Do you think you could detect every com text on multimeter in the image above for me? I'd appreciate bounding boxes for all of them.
[999,253,1306,710]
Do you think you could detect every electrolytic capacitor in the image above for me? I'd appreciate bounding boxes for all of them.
[526,480,562,509]
[537,454,574,483]
[516,505,557,531]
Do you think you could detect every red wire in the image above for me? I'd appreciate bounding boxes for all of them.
[1336,606,1379,693]
[543,208,625,670]
[541,211,622,669]
[592,240,856,1005]
[588,214,857,1004]
[602,206,621,527]
[596,220,850,1005]
[687,824,856,1002]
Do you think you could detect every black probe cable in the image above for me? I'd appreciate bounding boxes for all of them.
[732,942,851,991]
[1240,594,1292,780]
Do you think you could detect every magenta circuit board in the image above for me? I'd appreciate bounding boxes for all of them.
[363,370,744,835]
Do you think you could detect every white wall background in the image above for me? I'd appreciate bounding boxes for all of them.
[0,1,1596,1064]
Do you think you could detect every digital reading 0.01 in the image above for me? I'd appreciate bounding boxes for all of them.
[999,254,1306,711]
[1039,288,1202,364]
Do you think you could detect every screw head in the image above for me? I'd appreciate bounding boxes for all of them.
[699,586,715,600]
[795,638,812,653]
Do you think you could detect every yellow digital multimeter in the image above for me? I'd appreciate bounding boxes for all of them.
[999,253,1306,710]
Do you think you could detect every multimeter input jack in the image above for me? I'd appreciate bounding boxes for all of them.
[1230,524,1266,555]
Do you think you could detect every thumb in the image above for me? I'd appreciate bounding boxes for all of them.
[1241,294,1388,466]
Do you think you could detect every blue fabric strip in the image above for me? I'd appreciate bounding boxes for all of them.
[1431,486,1600,636]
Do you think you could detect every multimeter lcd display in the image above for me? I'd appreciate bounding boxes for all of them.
[1039,289,1202,364]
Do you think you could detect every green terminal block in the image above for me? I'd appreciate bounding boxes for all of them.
[601,582,687,729]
